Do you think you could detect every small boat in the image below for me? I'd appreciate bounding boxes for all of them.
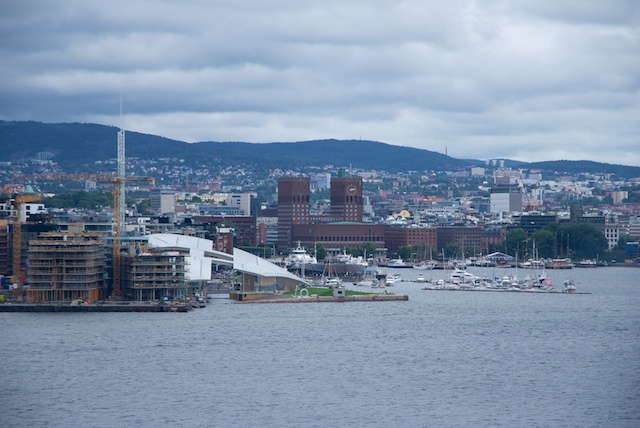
[415,274,426,283]
[385,273,402,285]
[335,250,369,266]
[387,258,409,268]
[413,261,436,270]
[355,278,374,287]
[575,260,597,268]
[322,277,342,286]
[563,280,577,293]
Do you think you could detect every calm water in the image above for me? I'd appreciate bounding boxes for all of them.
[1,267,639,427]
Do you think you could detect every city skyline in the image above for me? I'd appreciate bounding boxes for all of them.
[1,1,638,166]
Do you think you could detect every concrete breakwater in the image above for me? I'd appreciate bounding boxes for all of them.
[234,294,408,304]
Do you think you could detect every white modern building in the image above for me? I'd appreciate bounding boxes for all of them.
[150,188,175,214]
[0,202,47,222]
[226,192,254,216]
[146,233,309,292]
[490,186,522,215]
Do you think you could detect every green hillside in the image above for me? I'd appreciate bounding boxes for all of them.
[1,120,638,177]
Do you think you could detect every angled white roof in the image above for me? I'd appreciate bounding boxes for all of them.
[147,233,307,284]
[148,233,217,280]
[233,247,309,283]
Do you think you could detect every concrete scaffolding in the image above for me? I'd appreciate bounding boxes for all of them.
[26,233,106,303]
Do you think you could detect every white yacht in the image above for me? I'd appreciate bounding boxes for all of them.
[335,250,369,266]
[387,258,409,268]
[413,260,437,270]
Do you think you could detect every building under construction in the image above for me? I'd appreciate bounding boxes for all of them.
[26,233,106,303]
[122,246,190,301]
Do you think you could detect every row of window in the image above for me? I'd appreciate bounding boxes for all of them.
[289,195,310,203]
[314,236,383,242]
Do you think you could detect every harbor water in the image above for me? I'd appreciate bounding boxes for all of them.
[1,267,639,427]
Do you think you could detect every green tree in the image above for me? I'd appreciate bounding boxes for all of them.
[137,199,151,214]
[444,243,460,259]
[506,228,527,257]
[555,223,608,260]
[43,191,113,209]
[314,243,327,261]
[361,242,377,260]
[413,242,437,260]
[349,242,377,259]
[533,229,555,259]
[568,223,608,259]
[396,245,413,260]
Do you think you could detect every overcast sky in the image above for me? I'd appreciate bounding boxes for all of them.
[1,1,639,166]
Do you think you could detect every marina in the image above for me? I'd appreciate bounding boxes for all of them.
[343,264,594,296]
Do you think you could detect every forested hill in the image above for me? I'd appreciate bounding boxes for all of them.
[0,121,468,172]
[1,120,639,177]
[526,160,640,178]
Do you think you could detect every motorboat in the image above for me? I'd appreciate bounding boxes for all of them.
[563,280,577,293]
[415,274,427,283]
[355,278,375,287]
[575,260,597,268]
[387,258,409,268]
[413,260,437,270]
[385,273,402,286]
[317,276,342,286]
[335,250,369,266]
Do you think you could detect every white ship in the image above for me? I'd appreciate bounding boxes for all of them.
[284,242,317,268]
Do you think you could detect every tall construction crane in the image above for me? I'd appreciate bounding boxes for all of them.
[12,194,42,289]
[111,176,155,297]
[12,173,154,297]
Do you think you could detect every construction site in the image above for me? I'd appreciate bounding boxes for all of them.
[0,122,196,306]
[26,233,105,303]
[1,120,308,309]
[122,246,190,301]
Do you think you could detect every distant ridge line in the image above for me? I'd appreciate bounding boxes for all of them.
[0,120,638,176]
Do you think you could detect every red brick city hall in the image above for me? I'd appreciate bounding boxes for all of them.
[276,176,499,256]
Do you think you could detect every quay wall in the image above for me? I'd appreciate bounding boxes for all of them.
[0,303,191,312]
[234,294,408,304]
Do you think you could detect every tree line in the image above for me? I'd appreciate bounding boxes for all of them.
[43,191,150,214]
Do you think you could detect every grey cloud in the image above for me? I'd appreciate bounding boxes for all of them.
[0,0,638,165]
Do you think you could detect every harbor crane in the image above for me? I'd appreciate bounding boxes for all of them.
[11,173,155,297]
